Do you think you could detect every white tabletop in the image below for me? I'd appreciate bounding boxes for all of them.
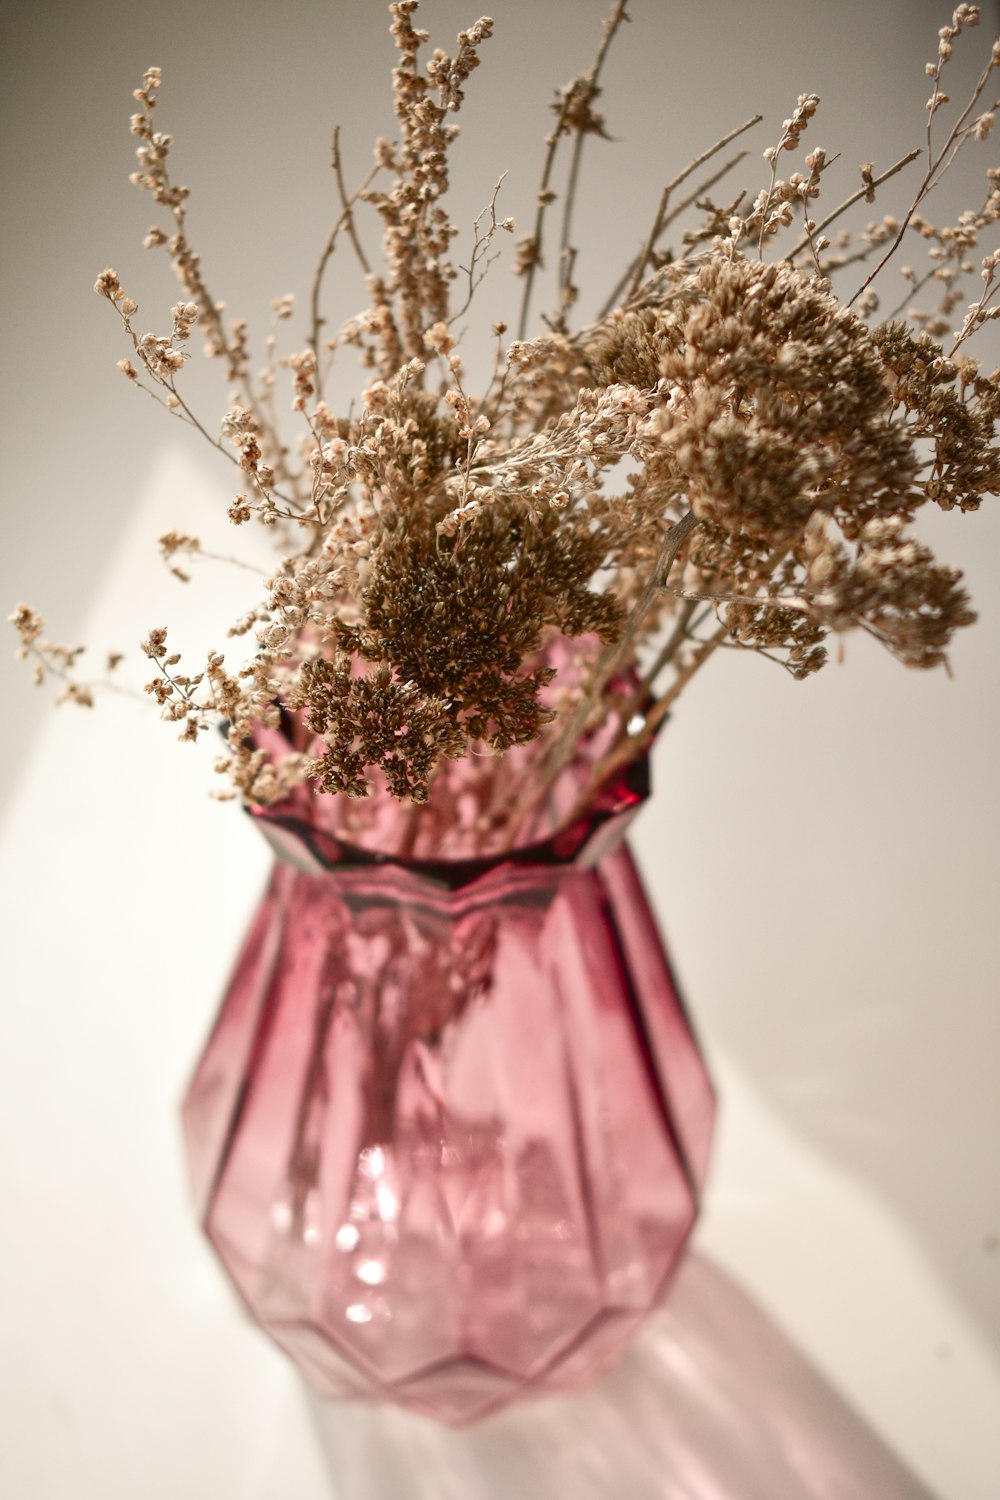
[1,447,997,1499]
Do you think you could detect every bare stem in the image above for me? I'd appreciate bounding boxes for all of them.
[563,618,729,826]
[516,0,630,340]
[598,154,748,318]
[645,621,729,728]
[641,597,699,691]
[23,643,141,703]
[847,51,997,310]
[309,130,380,400]
[166,548,267,577]
[624,115,762,303]
[333,127,374,280]
[784,150,920,265]
[507,511,700,835]
[556,129,587,321]
[949,272,1000,357]
[883,265,936,323]
[451,174,510,324]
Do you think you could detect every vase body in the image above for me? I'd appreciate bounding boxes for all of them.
[182,755,714,1425]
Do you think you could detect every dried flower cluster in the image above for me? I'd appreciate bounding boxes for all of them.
[11,2,1000,847]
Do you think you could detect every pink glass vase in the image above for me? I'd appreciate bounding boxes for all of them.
[182,744,715,1425]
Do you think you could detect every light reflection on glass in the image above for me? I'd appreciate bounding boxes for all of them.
[360,1145,386,1179]
[375,1180,400,1222]
[356,1259,387,1286]
[335,1222,361,1252]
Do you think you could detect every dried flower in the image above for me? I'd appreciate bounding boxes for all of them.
[12,3,1000,845]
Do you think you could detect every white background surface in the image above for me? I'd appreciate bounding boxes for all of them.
[2,1,999,1495]
[1,443,996,1500]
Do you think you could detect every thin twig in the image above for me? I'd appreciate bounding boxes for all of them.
[451,174,510,324]
[138,121,297,488]
[659,154,750,240]
[183,548,267,576]
[22,643,140,702]
[949,274,1000,357]
[847,49,998,310]
[646,621,729,729]
[784,150,920,264]
[516,0,630,340]
[308,131,380,399]
[599,150,750,318]
[507,510,700,835]
[819,239,902,277]
[883,266,934,324]
[623,115,762,303]
[564,618,729,825]
[801,196,825,277]
[333,126,373,279]
[556,129,588,320]
[640,597,699,692]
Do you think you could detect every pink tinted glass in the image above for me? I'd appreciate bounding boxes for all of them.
[183,743,714,1424]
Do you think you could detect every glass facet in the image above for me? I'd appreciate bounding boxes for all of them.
[182,748,714,1424]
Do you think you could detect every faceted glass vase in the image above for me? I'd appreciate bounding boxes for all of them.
[182,748,715,1425]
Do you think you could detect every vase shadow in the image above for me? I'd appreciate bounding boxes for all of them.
[305,1252,936,1500]
[635,637,1000,1358]
[694,969,1000,1353]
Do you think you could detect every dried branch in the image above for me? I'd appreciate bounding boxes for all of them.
[848,38,998,308]
[784,150,920,264]
[516,0,630,339]
[623,114,762,303]
[309,129,381,399]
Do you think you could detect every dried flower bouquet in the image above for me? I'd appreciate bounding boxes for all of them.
[11,1,1000,852]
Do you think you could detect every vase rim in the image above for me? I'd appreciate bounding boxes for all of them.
[248,748,652,891]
